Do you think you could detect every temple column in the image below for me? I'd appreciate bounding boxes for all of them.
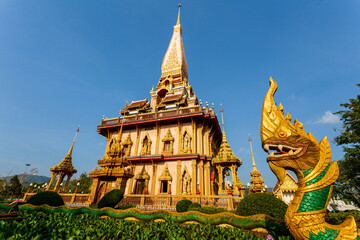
[127,165,135,194]
[155,122,160,154]
[230,165,239,195]
[192,118,197,153]
[134,125,140,155]
[204,161,210,196]
[176,160,181,194]
[64,174,73,192]
[88,178,100,204]
[205,126,211,155]
[177,119,182,154]
[197,123,204,155]
[191,159,197,194]
[217,166,224,193]
[151,163,157,195]
[198,160,204,195]
[47,172,57,190]
[54,173,65,192]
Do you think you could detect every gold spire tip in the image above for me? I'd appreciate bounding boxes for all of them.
[177,3,181,25]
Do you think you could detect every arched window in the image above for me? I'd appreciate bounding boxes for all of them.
[180,167,191,195]
[133,166,150,194]
[162,128,174,155]
[158,164,172,194]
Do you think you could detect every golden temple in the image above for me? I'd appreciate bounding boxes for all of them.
[86,5,247,204]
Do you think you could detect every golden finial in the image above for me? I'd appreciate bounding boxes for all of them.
[119,109,125,138]
[67,126,80,156]
[220,104,225,133]
[248,134,257,170]
[177,3,181,25]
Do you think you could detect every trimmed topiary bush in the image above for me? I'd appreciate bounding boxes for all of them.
[98,189,124,209]
[188,202,201,211]
[176,199,193,212]
[199,206,228,214]
[236,193,288,219]
[27,191,64,207]
[326,210,360,225]
[116,203,137,210]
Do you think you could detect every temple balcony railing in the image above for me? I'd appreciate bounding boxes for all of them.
[99,105,215,127]
[120,194,243,211]
[23,192,90,207]
[23,192,242,211]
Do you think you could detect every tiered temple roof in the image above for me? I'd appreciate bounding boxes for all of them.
[212,105,242,166]
[50,131,78,175]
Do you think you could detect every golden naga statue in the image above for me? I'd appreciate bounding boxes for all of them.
[260,77,359,239]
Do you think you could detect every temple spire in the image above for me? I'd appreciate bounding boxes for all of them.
[67,126,80,157]
[220,104,226,140]
[160,4,188,79]
[177,4,181,25]
[248,135,257,170]
[248,134,267,193]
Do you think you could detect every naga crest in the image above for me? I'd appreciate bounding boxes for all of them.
[261,77,324,184]
[260,78,359,240]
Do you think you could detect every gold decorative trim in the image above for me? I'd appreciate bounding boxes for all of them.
[158,163,172,181]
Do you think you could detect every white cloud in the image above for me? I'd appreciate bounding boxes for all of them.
[238,148,246,153]
[316,111,340,124]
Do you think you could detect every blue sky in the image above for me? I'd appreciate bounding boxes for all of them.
[0,1,359,187]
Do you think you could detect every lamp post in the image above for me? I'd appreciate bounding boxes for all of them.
[75,182,80,194]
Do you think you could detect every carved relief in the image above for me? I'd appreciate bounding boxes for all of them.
[182,129,192,153]
[140,134,152,155]
[122,133,133,156]
[164,37,179,70]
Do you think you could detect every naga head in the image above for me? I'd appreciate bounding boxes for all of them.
[261,77,320,185]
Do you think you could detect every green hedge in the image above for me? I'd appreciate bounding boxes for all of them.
[198,206,228,214]
[326,210,360,225]
[0,211,268,239]
[188,202,201,211]
[98,189,124,209]
[236,193,287,220]
[176,199,193,213]
[27,191,64,207]
[116,203,137,210]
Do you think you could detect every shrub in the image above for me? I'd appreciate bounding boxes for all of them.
[176,199,193,212]
[116,203,137,210]
[27,191,64,207]
[236,193,287,220]
[98,189,124,209]
[188,202,201,211]
[326,210,360,225]
[199,206,227,214]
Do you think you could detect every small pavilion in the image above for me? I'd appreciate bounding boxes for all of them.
[212,105,245,196]
[47,128,79,192]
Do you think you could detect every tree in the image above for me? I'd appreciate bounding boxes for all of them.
[333,84,360,207]
[68,172,92,193]
[4,175,23,199]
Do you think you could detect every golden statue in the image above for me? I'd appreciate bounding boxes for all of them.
[260,77,359,239]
